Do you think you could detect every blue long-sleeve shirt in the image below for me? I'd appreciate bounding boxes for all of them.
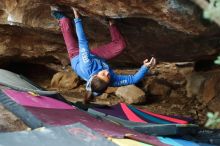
[71,18,149,87]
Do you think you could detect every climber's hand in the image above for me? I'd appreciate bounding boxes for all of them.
[143,57,156,68]
[71,7,80,18]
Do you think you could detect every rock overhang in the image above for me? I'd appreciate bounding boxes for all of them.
[0,0,219,67]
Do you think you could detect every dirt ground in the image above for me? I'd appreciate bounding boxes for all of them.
[0,104,28,132]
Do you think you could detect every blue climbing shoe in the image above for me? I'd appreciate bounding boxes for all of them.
[50,5,66,20]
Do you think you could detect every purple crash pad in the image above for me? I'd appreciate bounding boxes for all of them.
[2,89,169,146]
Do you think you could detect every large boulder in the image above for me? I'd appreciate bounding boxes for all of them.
[51,67,80,90]
[185,69,220,113]
[115,85,146,104]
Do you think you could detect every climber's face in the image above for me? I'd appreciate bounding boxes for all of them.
[96,70,110,83]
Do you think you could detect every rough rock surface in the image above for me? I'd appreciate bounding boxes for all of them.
[147,81,171,96]
[0,0,220,67]
[115,85,146,104]
[186,69,220,106]
[208,95,220,114]
[51,67,80,90]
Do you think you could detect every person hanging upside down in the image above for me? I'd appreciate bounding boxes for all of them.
[50,6,156,103]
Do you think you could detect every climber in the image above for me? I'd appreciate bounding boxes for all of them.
[50,6,156,103]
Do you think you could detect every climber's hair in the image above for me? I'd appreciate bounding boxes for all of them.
[84,76,109,104]
[84,91,93,104]
[91,76,109,93]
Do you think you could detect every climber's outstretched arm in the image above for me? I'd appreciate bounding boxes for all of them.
[72,8,92,67]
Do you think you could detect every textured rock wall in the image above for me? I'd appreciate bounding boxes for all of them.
[1,0,207,33]
[0,0,219,67]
